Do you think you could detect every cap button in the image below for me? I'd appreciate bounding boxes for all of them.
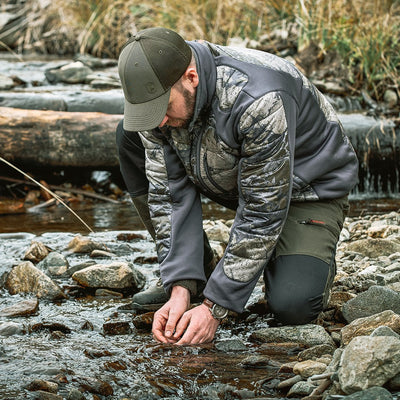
[134,34,142,41]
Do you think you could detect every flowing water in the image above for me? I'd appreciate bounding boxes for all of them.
[1,196,399,399]
[0,200,292,400]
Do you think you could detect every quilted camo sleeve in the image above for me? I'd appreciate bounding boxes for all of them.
[203,91,294,312]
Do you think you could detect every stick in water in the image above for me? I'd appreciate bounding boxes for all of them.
[0,156,93,233]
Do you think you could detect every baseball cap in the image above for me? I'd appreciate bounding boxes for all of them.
[118,27,192,131]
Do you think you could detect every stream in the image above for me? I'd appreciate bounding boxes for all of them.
[0,196,399,399]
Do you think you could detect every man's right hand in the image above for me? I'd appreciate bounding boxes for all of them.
[152,285,191,343]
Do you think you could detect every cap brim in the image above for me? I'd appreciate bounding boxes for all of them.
[123,89,170,131]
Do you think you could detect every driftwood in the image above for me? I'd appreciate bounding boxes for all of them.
[0,106,399,194]
[0,106,122,169]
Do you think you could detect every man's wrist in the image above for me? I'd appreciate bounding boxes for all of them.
[203,298,229,320]
[172,279,197,296]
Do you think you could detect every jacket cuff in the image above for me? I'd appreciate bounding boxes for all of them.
[172,280,197,296]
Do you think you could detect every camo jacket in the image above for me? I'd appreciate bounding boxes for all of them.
[137,41,359,313]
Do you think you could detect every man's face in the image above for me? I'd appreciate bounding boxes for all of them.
[158,81,196,129]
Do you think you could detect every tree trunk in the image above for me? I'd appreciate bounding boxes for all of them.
[0,106,399,194]
[0,106,122,168]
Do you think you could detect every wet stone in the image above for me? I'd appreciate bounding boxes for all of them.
[72,262,145,291]
[341,310,400,345]
[66,388,86,400]
[116,232,146,241]
[103,360,127,371]
[30,322,72,334]
[215,338,247,352]
[297,344,336,361]
[62,261,96,278]
[338,335,400,394]
[341,285,400,323]
[84,349,114,359]
[0,321,23,336]
[371,325,400,339]
[287,380,315,397]
[90,249,115,258]
[5,261,66,300]
[23,241,50,263]
[240,355,281,370]
[73,376,113,396]
[341,386,394,399]
[31,391,63,400]
[37,252,69,277]
[293,360,327,378]
[26,379,58,393]
[66,235,108,254]
[0,297,39,317]
[132,312,154,331]
[103,320,131,335]
[251,324,335,347]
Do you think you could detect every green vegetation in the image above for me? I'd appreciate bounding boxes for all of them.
[2,0,399,104]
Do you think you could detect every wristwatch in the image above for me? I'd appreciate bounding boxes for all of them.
[203,298,229,320]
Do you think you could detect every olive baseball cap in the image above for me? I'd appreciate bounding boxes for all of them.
[118,27,192,131]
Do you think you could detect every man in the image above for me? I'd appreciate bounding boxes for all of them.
[116,27,359,345]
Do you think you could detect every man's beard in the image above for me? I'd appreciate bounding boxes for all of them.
[166,86,196,129]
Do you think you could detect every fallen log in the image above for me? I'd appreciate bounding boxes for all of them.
[0,106,122,168]
[0,106,399,195]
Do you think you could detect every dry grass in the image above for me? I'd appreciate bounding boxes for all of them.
[1,0,399,102]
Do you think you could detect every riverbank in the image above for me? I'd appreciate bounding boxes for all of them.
[0,209,400,399]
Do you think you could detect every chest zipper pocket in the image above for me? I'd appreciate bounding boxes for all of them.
[299,219,338,236]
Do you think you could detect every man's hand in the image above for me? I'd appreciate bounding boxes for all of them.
[152,285,190,344]
[151,285,220,345]
[174,304,220,345]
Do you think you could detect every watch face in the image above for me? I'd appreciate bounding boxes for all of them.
[212,304,228,319]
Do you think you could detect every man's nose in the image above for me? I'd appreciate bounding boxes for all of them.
[159,115,169,128]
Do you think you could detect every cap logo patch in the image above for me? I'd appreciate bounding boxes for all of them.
[145,82,156,94]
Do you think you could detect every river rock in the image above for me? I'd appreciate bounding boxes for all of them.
[0,298,39,317]
[344,238,400,258]
[215,338,247,352]
[341,310,400,345]
[23,241,50,263]
[0,73,14,90]
[287,380,315,397]
[342,386,394,399]
[341,285,400,323]
[74,54,117,69]
[66,235,108,254]
[250,324,335,347]
[73,376,113,396]
[66,388,86,400]
[71,262,145,291]
[45,61,93,84]
[371,325,400,339]
[31,391,63,400]
[338,335,400,394]
[0,321,23,336]
[103,321,131,335]
[297,343,336,361]
[292,360,327,378]
[5,261,66,300]
[26,379,58,393]
[37,252,69,276]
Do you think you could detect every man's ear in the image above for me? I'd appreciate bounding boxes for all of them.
[184,66,199,88]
